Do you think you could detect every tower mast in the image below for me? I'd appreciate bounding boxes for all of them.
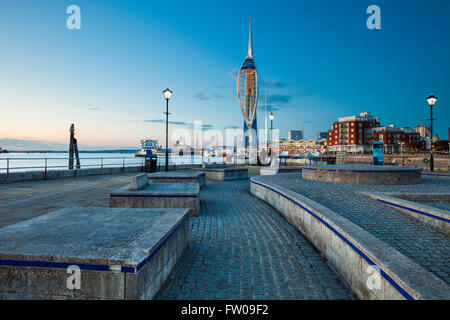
[248,17,253,58]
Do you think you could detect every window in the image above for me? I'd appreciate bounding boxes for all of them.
[359,123,362,127]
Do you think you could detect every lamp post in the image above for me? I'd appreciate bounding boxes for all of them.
[426,94,438,171]
[269,112,275,153]
[163,88,173,171]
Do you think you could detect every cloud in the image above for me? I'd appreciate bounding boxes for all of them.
[260,80,292,88]
[267,94,294,104]
[193,92,211,101]
[143,120,215,130]
[0,138,67,151]
[194,91,224,101]
[88,107,102,111]
[257,104,279,112]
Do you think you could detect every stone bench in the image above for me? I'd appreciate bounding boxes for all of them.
[130,173,149,191]
[0,207,189,300]
[192,168,248,181]
[260,166,303,175]
[302,165,422,185]
[110,182,200,217]
[147,172,206,188]
[361,192,450,236]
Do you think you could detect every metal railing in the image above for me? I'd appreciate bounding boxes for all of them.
[0,156,145,176]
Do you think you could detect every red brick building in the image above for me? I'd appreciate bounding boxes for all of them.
[327,112,380,153]
[372,126,420,153]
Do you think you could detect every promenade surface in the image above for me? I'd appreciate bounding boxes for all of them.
[0,170,353,300]
[0,173,137,228]
[155,178,352,299]
[266,174,450,284]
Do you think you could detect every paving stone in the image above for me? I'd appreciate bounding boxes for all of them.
[269,174,450,284]
[155,179,352,299]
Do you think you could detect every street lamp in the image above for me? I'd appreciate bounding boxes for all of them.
[426,94,438,171]
[163,88,173,171]
[269,112,275,155]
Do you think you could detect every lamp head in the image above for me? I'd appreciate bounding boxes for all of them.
[269,112,275,121]
[163,88,173,100]
[426,94,438,107]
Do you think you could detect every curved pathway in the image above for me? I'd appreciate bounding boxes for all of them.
[155,179,353,300]
[269,174,450,284]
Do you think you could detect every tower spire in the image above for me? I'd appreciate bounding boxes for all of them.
[247,17,253,58]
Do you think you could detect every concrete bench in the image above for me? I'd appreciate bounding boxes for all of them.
[129,173,149,191]
[192,168,248,181]
[260,166,303,175]
[147,172,206,188]
[110,183,200,217]
[0,207,189,300]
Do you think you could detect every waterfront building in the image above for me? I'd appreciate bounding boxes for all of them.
[414,123,431,138]
[279,139,326,155]
[327,112,380,153]
[372,125,420,153]
[237,18,258,150]
[288,130,304,141]
[317,132,328,141]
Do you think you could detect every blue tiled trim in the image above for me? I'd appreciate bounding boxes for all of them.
[194,169,246,173]
[148,177,197,180]
[423,173,450,177]
[250,178,415,300]
[376,199,450,223]
[0,259,109,271]
[122,213,190,274]
[110,194,197,198]
[302,167,418,174]
[0,214,190,275]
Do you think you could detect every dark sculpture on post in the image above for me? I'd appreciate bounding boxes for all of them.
[69,124,81,170]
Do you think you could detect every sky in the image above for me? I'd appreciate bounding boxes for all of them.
[0,0,449,150]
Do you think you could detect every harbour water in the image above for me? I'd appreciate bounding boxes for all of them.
[0,152,218,173]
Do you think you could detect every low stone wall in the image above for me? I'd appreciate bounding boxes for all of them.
[302,165,422,185]
[0,166,143,184]
[361,192,450,236]
[192,168,248,181]
[260,166,303,175]
[250,175,449,300]
[109,183,200,217]
[422,172,450,178]
[0,207,189,300]
[148,172,206,188]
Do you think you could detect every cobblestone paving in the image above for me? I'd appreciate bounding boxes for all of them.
[155,179,353,300]
[415,201,450,212]
[268,174,450,284]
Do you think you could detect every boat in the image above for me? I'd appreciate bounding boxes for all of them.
[135,140,172,157]
[135,139,158,157]
[0,147,8,154]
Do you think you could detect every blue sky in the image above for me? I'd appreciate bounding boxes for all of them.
[0,0,449,150]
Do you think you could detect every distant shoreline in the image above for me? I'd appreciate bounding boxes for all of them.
[4,150,138,154]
